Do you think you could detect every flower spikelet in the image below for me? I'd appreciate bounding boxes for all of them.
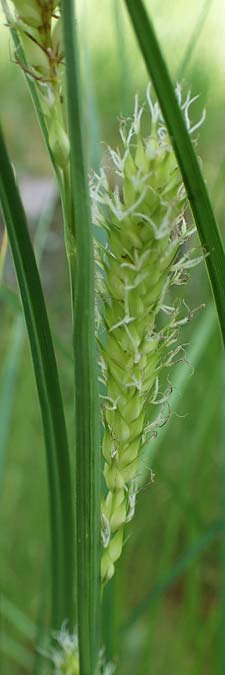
[91,85,205,583]
[3,0,69,167]
[42,624,115,675]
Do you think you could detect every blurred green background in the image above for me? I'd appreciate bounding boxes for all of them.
[0,1,225,673]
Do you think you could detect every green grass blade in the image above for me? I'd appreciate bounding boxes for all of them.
[113,0,130,114]
[0,125,74,631]
[81,0,102,172]
[124,0,225,347]
[176,0,214,79]
[122,520,224,631]
[139,303,216,485]
[61,2,101,672]
[0,632,33,671]
[0,317,24,487]
[0,193,58,491]
[217,361,225,673]
[0,596,36,642]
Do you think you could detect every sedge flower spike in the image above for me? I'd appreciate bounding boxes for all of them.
[91,85,205,583]
[42,624,115,675]
[2,0,69,168]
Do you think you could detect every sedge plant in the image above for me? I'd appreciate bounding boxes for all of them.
[1,1,225,674]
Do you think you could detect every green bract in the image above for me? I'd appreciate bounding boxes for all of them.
[91,85,204,583]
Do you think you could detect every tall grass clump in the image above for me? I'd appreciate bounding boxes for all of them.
[1,0,225,674]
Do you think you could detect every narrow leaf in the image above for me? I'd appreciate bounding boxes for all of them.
[0,125,74,630]
[0,633,33,671]
[122,520,224,630]
[124,0,225,347]
[61,2,101,673]
[177,0,214,79]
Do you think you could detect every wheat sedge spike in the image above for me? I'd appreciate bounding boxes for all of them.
[91,84,206,584]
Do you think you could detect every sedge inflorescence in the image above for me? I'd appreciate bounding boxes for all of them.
[91,85,205,584]
[43,624,115,675]
[3,0,69,168]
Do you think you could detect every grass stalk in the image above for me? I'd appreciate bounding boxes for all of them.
[0,124,74,631]
[61,2,101,672]
[124,0,225,347]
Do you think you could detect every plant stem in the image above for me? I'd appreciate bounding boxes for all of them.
[61,1,101,673]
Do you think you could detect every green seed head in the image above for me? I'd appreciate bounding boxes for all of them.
[92,85,205,583]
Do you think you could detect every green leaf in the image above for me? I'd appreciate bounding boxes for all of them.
[0,192,58,492]
[61,1,101,673]
[0,632,33,671]
[0,318,24,488]
[0,596,36,641]
[0,124,74,631]
[122,520,224,631]
[177,0,214,79]
[124,0,225,347]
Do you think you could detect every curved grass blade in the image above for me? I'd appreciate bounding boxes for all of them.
[0,228,7,282]
[0,633,33,672]
[113,0,130,114]
[0,125,74,631]
[217,360,225,673]
[177,0,214,79]
[0,193,58,492]
[121,519,224,631]
[0,317,24,488]
[61,2,101,672]
[124,0,225,347]
[139,303,216,485]
[0,596,36,642]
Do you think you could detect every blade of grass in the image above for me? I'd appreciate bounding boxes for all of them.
[81,0,102,172]
[61,2,101,673]
[0,124,74,631]
[0,317,24,487]
[121,519,224,631]
[0,596,36,642]
[0,192,58,491]
[176,0,214,79]
[0,285,73,365]
[124,0,225,347]
[0,285,20,310]
[0,633,33,672]
[0,228,7,282]
[125,356,220,652]
[217,360,225,674]
[139,303,216,485]
[113,0,130,114]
